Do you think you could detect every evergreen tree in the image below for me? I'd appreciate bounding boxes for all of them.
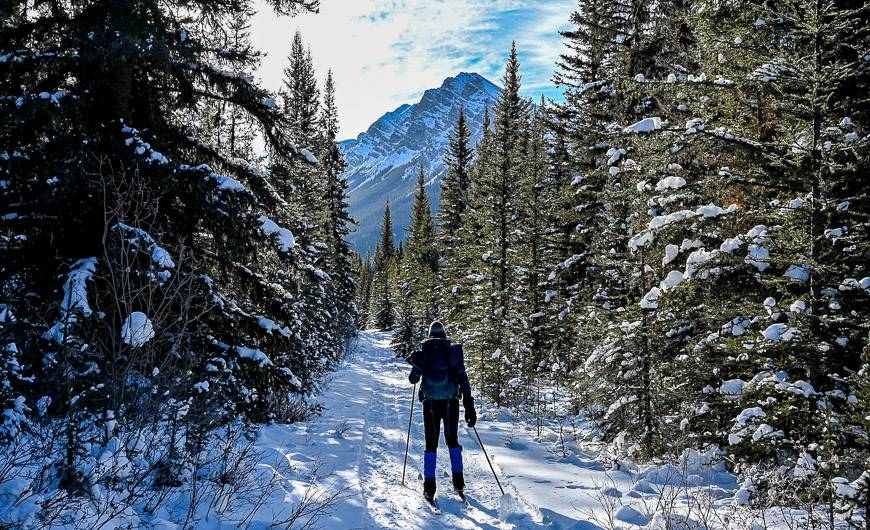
[461,43,530,404]
[391,276,418,358]
[405,166,439,335]
[513,101,555,403]
[316,69,357,351]
[0,0,342,490]
[282,31,320,148]
[370,204,397,330]
[438,110,474,336]
[354,252,375,329]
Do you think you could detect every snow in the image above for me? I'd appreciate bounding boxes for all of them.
[615,505,648,526]
[655,176,686,191]
[697,204,733,217]
[115,223,175,269]
[684,248,718,278]
[720,379,747,397]
[61,257,97,317]
[745,244,770,271]
[3,330,845,529]
[762,323,797,342]
[722,316,750,336]
[719,237,742,253]
[300,148,318,164]
[121,311,155,347]
[258,215,296,252]
[625,117,662,133]
[736,407,765,425]
[662,244,679,265]
[640,287,661,309]
[659,270,684,291]
[649,210,694,229]
[628,230,654,250]
[236,345,273,366]
[784,264,809,282]
[211,173,246,192]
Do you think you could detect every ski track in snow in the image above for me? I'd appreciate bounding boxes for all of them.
[256,331,625,529]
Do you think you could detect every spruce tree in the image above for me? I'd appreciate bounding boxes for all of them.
[405,166,439,335]
[0,0,334,458]
[370,204,397,330]
[438,110,474,337]
[462,44,530,404]
[282,31,320,148]
[316,70,357,351]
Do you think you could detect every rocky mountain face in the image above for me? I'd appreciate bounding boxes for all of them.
[340,72,500,253]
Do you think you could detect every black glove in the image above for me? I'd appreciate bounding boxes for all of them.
[463,397,477,428]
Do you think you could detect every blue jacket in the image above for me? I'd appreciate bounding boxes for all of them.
[407,338,472,401]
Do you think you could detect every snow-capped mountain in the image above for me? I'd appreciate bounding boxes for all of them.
[340,72,500,252]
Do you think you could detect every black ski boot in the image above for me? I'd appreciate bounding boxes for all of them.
[452,472,468,504]
[423,477,437,507]
[452,472,465,493]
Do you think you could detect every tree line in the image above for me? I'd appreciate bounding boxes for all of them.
[356,0,869,521]
[0,0,355,505]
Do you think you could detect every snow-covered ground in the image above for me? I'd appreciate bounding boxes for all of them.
[3,330,846,529]
[255,331,787,530]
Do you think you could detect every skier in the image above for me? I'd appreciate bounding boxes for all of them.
[407,320,477,506]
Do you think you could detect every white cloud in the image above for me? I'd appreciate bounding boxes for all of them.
[250,0,574,139]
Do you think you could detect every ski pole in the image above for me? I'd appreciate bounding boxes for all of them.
[472,425,505,496]
[400,383,416,486]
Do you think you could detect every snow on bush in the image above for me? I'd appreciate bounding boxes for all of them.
[115,223,175,269]
[236,345,273,366]
[720,379,746,397]
[659,270,684,292]
[0,419,330,529]
[784,263,810,282]
[61,257,98,317]
[655,176,686,191]
[762,323,797,342]
[625,116,662,133]
[640,287,661,309]
[662,244,679,265]
[43,257,98,344]
[121,311,155,347]
[258,215,296,252]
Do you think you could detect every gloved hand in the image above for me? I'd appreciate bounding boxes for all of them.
[409,370,420,384]
[463,397,477,428]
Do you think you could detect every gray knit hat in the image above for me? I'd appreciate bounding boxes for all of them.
[428,320,447,339]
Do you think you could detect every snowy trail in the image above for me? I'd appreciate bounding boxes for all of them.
[257,331,552,529]
[255,331,741,530]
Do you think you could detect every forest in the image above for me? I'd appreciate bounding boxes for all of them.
[355,0,870,526]
[0,0,868,528]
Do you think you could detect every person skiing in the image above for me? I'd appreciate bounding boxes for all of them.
[407,320,477,505]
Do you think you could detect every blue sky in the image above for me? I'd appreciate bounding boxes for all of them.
[251,0,576,140]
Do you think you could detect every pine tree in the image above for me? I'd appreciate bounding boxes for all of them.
[354,252,375,329]
[513,101,555,404]
[282,31,320,148]
[0,1,339,487]
[678,0,870,478]
[316,70,357,351]
[461,44,530,404]
[392,274,418,358]
[551,0,679,455]
[405,166,439,335]
[438,110,474,336]
[370,204,397,330]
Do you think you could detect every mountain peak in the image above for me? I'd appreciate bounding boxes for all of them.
[340,73,501,252]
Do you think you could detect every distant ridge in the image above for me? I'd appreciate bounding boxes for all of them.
[340,72,500,253]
